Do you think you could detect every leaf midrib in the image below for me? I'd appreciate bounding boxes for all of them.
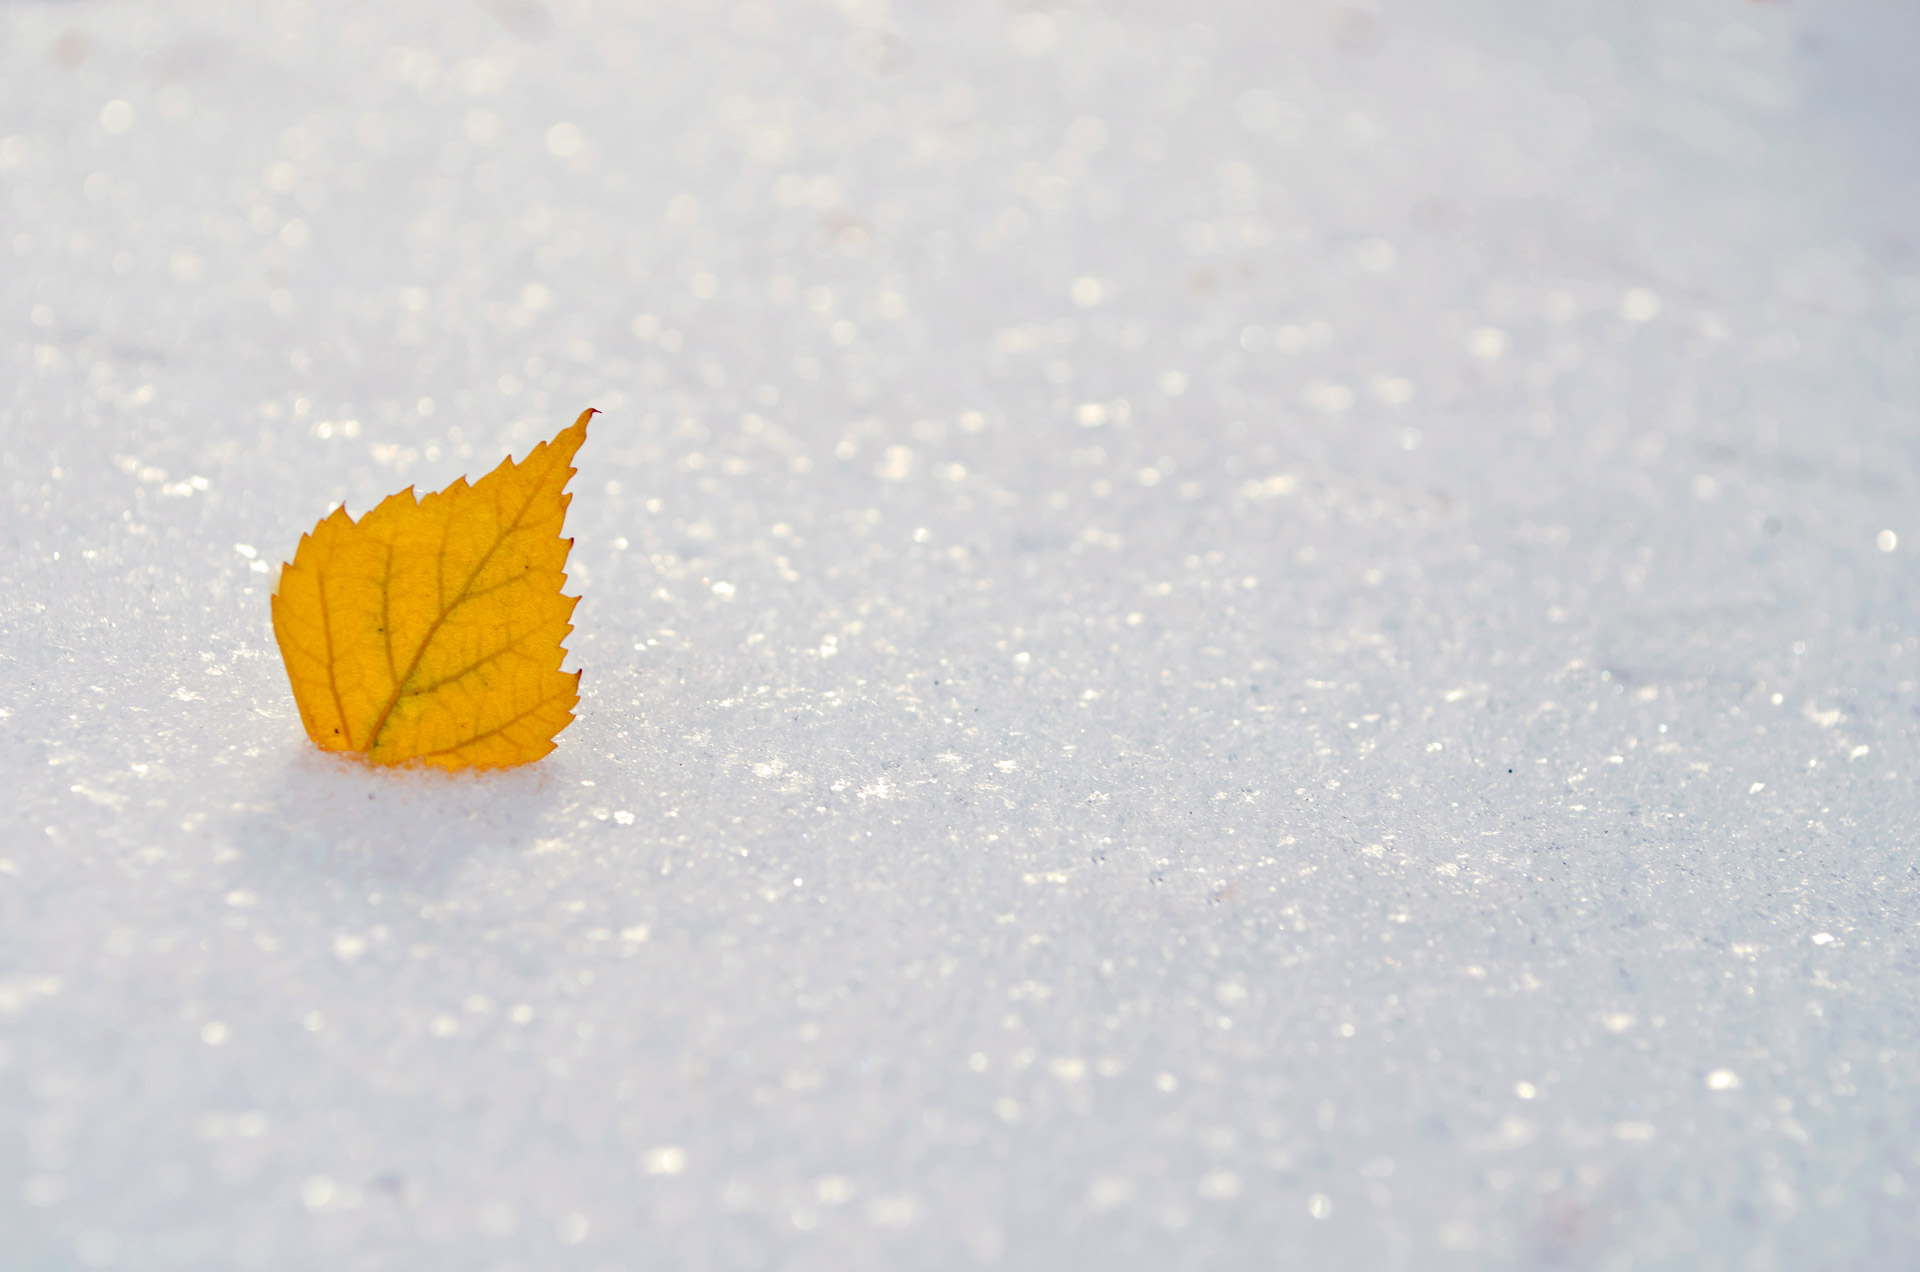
[361,460,552,755]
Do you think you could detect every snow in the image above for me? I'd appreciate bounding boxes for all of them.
[4,0,1920,1267]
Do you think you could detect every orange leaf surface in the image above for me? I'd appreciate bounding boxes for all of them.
[270,409,594,770]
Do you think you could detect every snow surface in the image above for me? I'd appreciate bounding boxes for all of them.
[4,1,1920,1267]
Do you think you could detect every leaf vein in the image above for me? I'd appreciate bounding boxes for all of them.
[420,690,573,758]
[381,542,397,688]
[360,448,559,751]
[400,625,556,698]
[314,569,352,749]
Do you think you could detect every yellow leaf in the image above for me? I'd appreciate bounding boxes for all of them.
[270,409,594,770]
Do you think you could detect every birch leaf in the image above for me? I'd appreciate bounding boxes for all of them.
[270,409,593,770]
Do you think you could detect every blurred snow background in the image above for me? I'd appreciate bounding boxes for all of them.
[4,0,1920,1267]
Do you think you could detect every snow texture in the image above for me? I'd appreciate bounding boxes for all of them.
[4,1,1920,1268]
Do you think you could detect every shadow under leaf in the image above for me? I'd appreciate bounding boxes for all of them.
[225,749,564,901]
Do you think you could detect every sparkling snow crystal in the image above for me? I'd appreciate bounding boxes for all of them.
[3,2,1918,1268]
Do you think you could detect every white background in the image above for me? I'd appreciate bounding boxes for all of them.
[3,1,1919,1267]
